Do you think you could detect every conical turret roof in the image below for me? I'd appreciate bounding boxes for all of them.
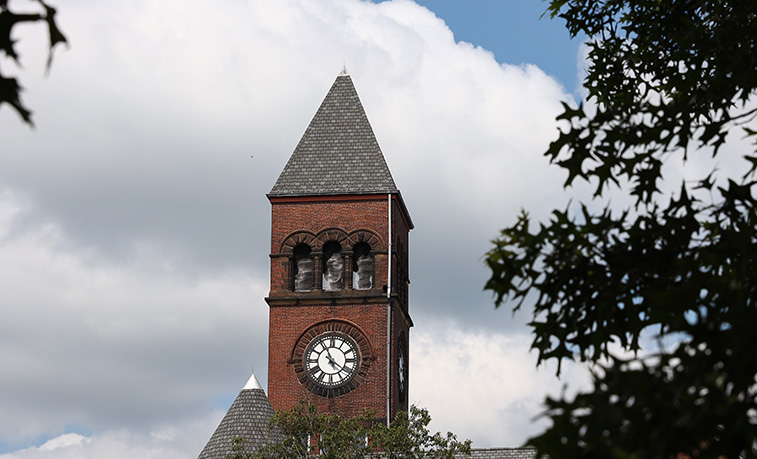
[269,70,398,197]
[198,372,280,459]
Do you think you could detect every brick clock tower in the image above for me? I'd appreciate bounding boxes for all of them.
[265,69,413,423]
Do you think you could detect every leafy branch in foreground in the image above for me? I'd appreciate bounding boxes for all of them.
[1,0,67,125]
[249,402,470,459]
[486,1,757,458]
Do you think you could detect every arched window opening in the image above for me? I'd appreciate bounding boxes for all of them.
[293,244,313,292]
[322,241,344,290]
[352,242,373,290]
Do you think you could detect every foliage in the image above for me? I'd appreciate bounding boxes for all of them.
[485,0,757,457]
[253,401,372,459]
[224,437,256,459]
[250,402,471,459]
[368,405,471,459]
[0,0,66,125]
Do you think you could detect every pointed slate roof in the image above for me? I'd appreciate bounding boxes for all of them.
[198,373,281,459]
[269,71,398,197]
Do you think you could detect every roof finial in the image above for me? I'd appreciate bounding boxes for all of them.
[243,369,264,390]
[340,62,349,76]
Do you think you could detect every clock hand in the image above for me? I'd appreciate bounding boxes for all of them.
[322,351,340,370]
[324,348,341,368]
[329,358,347,373]
[329,359,343,372]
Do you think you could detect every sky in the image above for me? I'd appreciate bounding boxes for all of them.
[0,0,601,457]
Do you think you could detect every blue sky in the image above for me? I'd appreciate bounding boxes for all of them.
[0,1,592,457]
[409,0,581,90]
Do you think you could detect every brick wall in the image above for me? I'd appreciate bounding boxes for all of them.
[266,193,411,421]
[268,303,388,418]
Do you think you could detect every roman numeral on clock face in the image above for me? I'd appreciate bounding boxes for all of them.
[304,332,361,389]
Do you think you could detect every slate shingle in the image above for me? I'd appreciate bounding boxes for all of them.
[197,387,280,459]
[468,447,539,459]
[269,73,398,196]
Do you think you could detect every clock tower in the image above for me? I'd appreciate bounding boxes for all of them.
[266,69,412,423]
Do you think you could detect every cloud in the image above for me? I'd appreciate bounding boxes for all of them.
[0,418,215,459]
[0,188,268,446]
[411,321,590,448]
[0,0,598,455]
[38,434,90,452]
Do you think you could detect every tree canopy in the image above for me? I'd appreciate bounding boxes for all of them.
[231,402,471,459]
[485,1,757,457]
[0,0,66,125]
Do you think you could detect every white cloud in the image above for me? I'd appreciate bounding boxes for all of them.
[0,417,216,459]
[0,189,268,445]
[411,322,590,447]
[38,434,90,452]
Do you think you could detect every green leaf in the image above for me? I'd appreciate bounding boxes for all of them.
[1,0,66,125]
[37,0,67,70]
[488,2,757,455]
[0,74,32,125]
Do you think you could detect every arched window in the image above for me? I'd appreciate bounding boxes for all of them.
[352,242,373,290]
[322,241,344,290]
[293,244,313,292]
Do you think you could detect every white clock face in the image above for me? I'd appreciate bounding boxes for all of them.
[397,335,407,402]
[305,332,360,388]
[398,349,405,391]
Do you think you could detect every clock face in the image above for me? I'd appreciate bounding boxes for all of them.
[305,332,360,388]
[292,320,371,398]
[397,333,407,403]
